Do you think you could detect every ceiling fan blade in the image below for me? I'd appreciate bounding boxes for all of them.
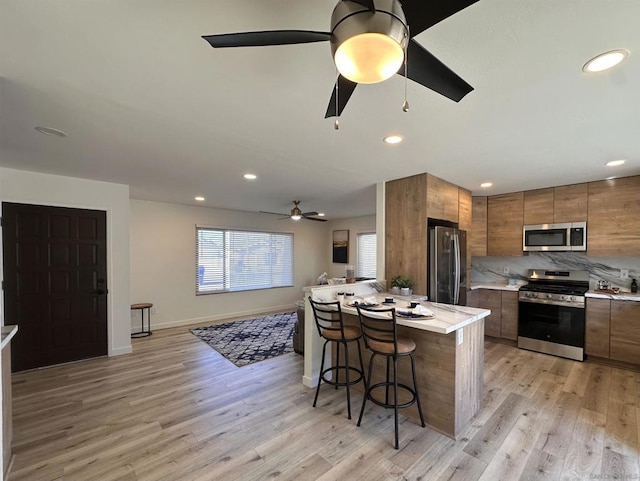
[324,75,359,118]
[400,0,479,37]
[350,0,375,11]
[304,216,327,222]
[398,39,473,102]
[301,211,319,217]
[259,210,289,216]
[202,30,331,48]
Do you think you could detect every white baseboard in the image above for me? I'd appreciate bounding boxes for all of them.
[109,345,133,356]
[302,374,317,388]
[138,304,299,332]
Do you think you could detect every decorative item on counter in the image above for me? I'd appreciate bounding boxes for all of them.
[597,280,611,291]
[346,264,355,284]
[632,278,638,293]
[390,275,413,296]
[317,272,328,285]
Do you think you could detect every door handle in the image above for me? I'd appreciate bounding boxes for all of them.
[94,289,108,295]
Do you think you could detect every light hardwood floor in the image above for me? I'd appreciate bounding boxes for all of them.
[8,325,640,481]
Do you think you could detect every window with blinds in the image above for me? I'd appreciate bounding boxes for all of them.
[356,232,377,279]
[196,227,294,294]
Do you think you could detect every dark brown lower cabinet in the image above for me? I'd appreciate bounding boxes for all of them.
[610,300,640,364]
[585,298,611,358]
[467,289,518,340]
[586,298,640,365]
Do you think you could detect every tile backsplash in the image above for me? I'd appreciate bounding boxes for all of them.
[471,252,640,291]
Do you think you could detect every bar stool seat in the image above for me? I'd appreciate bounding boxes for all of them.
[356,305,425,449]
[309,297,366,420]
[131,303,153,338]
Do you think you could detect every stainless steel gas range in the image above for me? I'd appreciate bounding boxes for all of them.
[518,269,589,361]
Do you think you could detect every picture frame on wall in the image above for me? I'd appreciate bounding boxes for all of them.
[332,229,349,264]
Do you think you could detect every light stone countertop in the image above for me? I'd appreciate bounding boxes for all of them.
[585,291,640,302]
[336,294,490,335]
[470,282,523,292]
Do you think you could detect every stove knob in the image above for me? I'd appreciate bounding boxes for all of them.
[570,296,576,302]
[562,295,569,301]
[547,294,553,299]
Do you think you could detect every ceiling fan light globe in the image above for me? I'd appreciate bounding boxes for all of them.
[330,0,407,84]
[291,215,302,221]
[334,33,404,84]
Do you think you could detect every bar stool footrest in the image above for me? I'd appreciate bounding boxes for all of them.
[366,382,418,410]
[320,365,364,388]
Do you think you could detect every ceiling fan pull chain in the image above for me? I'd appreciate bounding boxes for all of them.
[402,25,409,113]
[334,71,340,130]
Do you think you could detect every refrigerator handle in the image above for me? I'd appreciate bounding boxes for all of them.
[452,233,461,304]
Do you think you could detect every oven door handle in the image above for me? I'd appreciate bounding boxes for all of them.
[518,297,585,308]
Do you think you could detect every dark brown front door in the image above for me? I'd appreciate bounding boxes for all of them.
[2,203,108,372]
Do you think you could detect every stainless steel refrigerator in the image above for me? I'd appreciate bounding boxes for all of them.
[428,226,467,305]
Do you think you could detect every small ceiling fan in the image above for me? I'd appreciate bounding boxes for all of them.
[202,0,477,118]
[260,201,327,222]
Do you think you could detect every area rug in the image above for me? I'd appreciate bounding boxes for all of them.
[190,311,296,367]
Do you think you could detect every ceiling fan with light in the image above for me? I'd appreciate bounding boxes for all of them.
[202,0,477,120]
[260,201,327,222]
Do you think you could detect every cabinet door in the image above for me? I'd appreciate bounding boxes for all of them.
[610,300,640,364]
[471,197,487,257]
[588,176,640,256]
[500,291,518,341]
[385,174,428,295]
[487,192,524,256]
[585,298,610,358]
[427,174,459,223]
[554,183,588,223]
[468,289,502,337]
[523,188,554,225]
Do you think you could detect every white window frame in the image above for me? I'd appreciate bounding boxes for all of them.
[196,226,294,295]
[356,232,377,280]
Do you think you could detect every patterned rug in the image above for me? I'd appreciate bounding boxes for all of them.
[190,311,297,367]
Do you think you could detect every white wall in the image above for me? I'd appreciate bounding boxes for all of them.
[325,215,376,279]
[0,167,132,356]
[129,199,328,329]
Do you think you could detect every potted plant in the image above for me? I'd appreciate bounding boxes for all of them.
[391,275,413,296]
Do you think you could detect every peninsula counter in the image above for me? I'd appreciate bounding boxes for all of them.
[303,282,490,438]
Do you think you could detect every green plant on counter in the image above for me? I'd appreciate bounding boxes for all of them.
[391,275,413,289]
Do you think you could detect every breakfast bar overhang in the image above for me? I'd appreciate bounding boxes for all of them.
[302,281,491,439]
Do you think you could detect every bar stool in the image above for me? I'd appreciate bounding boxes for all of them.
[355,305,425,449]
[131,303,153,338]
[308,297,366,419]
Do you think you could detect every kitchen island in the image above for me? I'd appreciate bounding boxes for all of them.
[303,282,490,439]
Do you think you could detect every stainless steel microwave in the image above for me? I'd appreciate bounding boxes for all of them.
[523,222,587,252]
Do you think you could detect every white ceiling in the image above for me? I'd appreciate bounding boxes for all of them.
[1,0,639,219]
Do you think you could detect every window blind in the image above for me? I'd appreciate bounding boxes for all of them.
[356,232,376,279]
[196,227,293,294]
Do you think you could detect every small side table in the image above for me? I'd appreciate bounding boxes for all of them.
[131,303,153,338]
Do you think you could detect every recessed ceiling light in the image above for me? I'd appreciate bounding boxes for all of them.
[244,173,257,180]
[195,196,205,202]
[582,49,629,73]
[605,160,625,167]
[35,126,68,137]
[317,213,325,217]
[383,135,403,144]
[480,182,493,188]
